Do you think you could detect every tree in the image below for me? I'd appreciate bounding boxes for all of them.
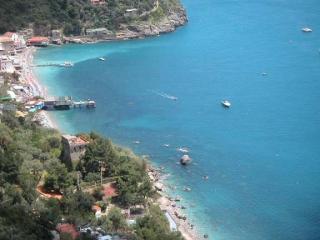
[134,205,183,240]
[104,207,127,232]
[44,159,73,192]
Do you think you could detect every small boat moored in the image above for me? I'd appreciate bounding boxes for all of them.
[99,57,106,61]
[221,100,231,108]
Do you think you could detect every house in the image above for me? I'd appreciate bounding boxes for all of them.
[27,36,49,47]
[3,32,26,49]
[61,135,89,162]
[18,28,34,40]
[0,36,14,54]
[51,30,62,44]
[0,56,15,73]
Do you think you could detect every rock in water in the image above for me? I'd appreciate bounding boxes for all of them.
[180,154,192,165]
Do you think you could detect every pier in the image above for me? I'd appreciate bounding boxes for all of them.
[43,96,96,110]
[32,62,74,68]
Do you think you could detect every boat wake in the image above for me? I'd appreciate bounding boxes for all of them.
[151,90,178,101]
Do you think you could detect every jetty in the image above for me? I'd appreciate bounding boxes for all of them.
[33,62,74,68]
[43,96,96,110]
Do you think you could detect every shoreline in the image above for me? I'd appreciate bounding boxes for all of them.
[25,42,200,240]
[22,46,56,129]
[148,166,201,240]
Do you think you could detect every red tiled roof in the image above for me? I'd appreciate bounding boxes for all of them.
[3,32,15,37]
[56,224,80,240]
[27,36,49,43]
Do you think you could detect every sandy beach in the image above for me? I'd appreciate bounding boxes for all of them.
[19,46,55,129]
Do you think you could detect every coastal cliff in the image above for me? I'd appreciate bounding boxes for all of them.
[0,0,187,40]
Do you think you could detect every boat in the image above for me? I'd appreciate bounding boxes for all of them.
[221,100,231,108]
[163,144,170,147]
[60,61,74,67]
[183,187,192,192]
[168,96,178,101]
[177,147,189,153]
[301,27,312,33]
[99,57,106,61]
[133,140,140,144]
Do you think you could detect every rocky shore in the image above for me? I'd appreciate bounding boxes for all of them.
[148,166,200,240]
[64,7,188,43]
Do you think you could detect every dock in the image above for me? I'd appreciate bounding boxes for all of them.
[72,100,96,108]
[33,62,74,68]
[43,96,96,110]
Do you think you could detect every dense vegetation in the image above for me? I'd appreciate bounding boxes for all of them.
[0,110,182,239]
[0,0,183,35]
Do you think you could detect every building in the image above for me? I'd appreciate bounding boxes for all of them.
[51,30,62,44]
[43,96,73,110]
[61,135,89,162]
[27,36,49,47]
[3,32,26,49]
[0,36,14,54]
[18,28,34,40]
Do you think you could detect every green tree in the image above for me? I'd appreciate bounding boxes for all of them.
[134,205,183,240]
[44,159,73,191]
[104,207,127,232]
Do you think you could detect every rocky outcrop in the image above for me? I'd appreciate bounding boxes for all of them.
[116,7,188,39]
[63,6,187,43]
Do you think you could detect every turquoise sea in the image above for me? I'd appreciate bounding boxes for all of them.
[35,0,320,239]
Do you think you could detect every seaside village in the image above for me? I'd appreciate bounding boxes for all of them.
[0,30,200,240]
[0,28,98,125]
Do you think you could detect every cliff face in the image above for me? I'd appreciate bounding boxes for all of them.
[111,4,188,39]
[0,0,187,37]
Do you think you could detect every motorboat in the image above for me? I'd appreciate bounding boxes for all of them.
[221,100,231,108]
[60,61,74,67]
[301,27,312,33]
[99,57,106,61]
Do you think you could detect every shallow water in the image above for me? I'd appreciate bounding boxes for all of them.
[35,0,320,239]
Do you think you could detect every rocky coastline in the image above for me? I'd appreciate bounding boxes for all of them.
[63,7,188,43]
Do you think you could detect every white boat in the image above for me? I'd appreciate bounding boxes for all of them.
[99,57,106,61]
[60,61,74,67]
[221,100,231,108]
[301,27,312,33]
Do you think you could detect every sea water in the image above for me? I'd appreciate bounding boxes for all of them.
[35,0,320,239]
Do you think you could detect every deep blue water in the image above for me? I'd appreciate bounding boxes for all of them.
[35,0,320,239]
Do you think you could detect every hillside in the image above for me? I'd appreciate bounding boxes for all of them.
[0,0,187,36]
